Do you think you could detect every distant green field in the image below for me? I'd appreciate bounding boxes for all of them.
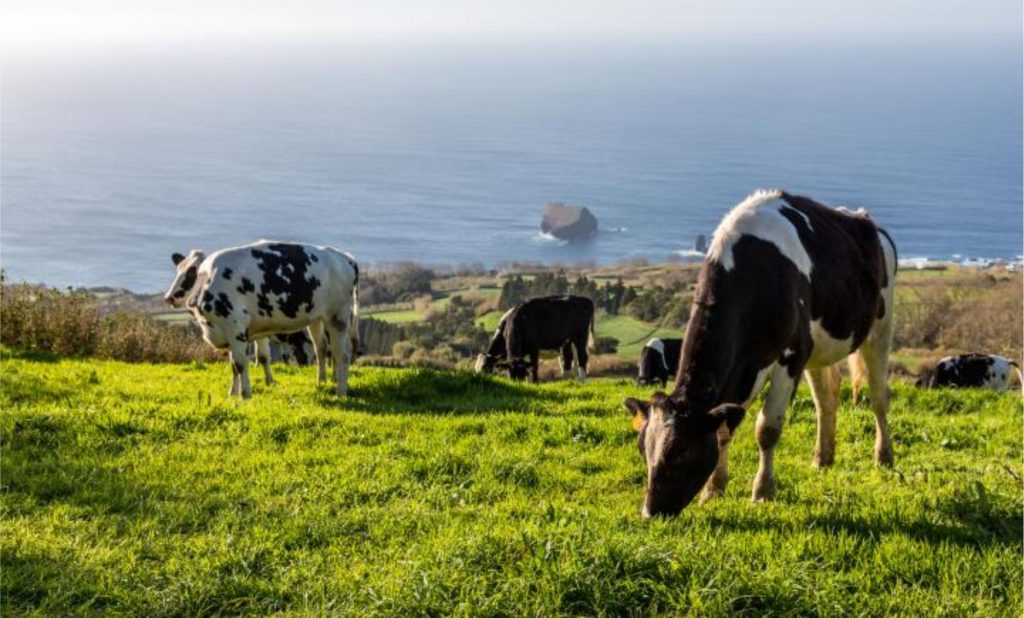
[429,296,451,311]
[152,310,192,324]
[3,354,1020,616]
[476,309,505,332]
[364,308,423,323]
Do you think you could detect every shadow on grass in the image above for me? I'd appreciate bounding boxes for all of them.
[0,347,62,363]
[319,368,574,416]
[706,501,1022,549]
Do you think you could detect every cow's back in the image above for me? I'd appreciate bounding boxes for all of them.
[778,193,891,355]
[196,241,357,339]
[507,296,593,355]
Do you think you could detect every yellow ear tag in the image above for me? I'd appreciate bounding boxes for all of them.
[631,413,646,431]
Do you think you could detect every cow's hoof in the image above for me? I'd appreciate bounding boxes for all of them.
[700,487,724,505]
[751,479,776,502]
[875,447,894,467]
[812,452,834,469]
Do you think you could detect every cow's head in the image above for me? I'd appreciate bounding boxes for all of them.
[474,353,497,374]
[914,367,936,389]
[625,394,744,518]
[636,349,658,386]
[164,250,205,308]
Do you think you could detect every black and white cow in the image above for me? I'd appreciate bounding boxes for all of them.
[624,189,897,518]
[164,241,359,398]
[636,338,683,387]
[916,353,1021,391]
[475,296,595,383]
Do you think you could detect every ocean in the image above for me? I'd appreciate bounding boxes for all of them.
[2,38,1021,291]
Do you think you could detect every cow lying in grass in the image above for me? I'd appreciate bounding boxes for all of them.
[164,241,359,398]
[625,189,897,518]
[916,353,1021,391]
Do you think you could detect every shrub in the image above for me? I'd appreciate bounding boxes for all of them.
[392,341,417,359]
[593,336,619,355]
[361,263,434,305]
[0,280,218,363]
[1,282,100,357]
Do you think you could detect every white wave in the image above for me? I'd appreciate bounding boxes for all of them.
[534,232,569,246]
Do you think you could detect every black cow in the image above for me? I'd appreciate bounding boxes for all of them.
[475,296,595,383]
[272,331,317,366]
[636,338,683,387]
[916,354,1021,391]
[624,189,897,518]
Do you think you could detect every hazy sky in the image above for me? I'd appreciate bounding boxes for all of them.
[2,0,1021,53]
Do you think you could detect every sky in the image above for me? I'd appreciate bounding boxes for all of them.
[2,0,1021,54]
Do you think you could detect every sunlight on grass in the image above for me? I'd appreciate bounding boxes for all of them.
[1,357,1021,615]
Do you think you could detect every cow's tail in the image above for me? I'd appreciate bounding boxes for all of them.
[587,307,596,352]
[350,261,361,358]
[847,353,868,405]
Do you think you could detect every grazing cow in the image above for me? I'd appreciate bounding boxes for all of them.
[270,330,317,366]
[916,354,1021,391]
[247,330,317,373]
[164,241,359,398]
[475,296,595,382]
[636,338,683,387]
[624,189,897,518]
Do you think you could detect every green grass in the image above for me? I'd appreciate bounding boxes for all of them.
[2,355,1021,616]
[364,309,424,323]
[476,310,505,332]
[151,310,192,324]
[429,296,451,312]
[474,286,502,297]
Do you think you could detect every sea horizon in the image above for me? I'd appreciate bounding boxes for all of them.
[3,37,1021,291]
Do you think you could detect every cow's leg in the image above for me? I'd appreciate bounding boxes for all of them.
[700,423,736,504]
[752,364,800,501]
[229,366,241,397]
[702,365,771,503]
[309,321,328,384]
[847,354,867,405]
[326,316,353,396]
[560,343,574,380]
[575,335,588,382]
[229,341,252,399]
[858,337,894,467]
[255,338,275,386]
[807,365,840,468]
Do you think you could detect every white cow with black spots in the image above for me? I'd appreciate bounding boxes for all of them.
[917,353,1022,391]
[164,240,359,398]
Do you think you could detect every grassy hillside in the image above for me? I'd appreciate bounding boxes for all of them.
[2,354,1020,616]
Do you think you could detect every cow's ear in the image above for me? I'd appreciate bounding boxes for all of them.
[172,253,186,266]
[624,397,650,431]
[703,404,745,434]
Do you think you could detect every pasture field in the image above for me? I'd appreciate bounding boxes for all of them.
[2,353,1021,616]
